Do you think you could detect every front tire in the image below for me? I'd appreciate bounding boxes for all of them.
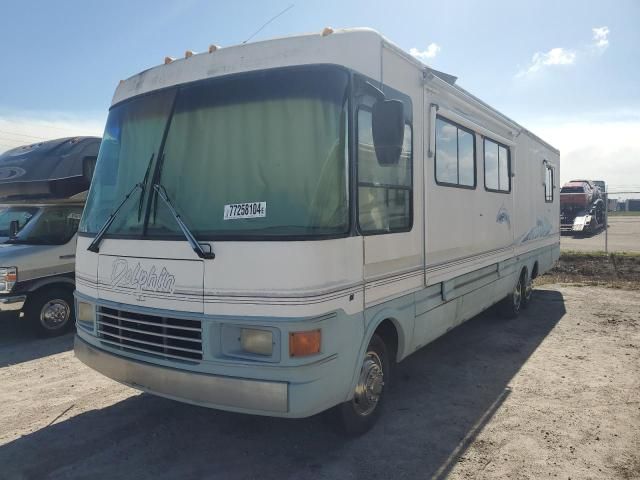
[26,287,75,337]
[333,333,390,436]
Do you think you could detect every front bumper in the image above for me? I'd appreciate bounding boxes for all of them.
[74,335,289,414]
[0,294,26,312]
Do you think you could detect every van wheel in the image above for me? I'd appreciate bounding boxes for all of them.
[332,333,389,436]
[26,288,75,337]
[500,274,523,319]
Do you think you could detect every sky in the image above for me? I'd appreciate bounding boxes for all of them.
[1,0,638,196]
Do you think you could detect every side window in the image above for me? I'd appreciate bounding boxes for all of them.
[484,138,511,193]
[358,108,412,234]
[544,162,554,202]
[435,116,475,188]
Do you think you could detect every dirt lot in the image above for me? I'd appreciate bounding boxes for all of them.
[1,284,639,480]
[561,216,640,253]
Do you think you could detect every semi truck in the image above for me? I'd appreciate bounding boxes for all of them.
[73,28,559,434]
[0,136,100,336]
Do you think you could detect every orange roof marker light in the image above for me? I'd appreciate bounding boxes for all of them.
[164,56,175,65]
[321,27,334,37]
[185,50,195,59]
[208,44,221,53]
[289,329,321,357]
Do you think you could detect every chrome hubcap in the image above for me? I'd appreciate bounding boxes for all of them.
[40,299,70,330]
[352,351,384,416]
[513,280,522,310]
[524,278,533,302]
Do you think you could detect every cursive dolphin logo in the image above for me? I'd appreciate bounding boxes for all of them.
[110,258,176,294]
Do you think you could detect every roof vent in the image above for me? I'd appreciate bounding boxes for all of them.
[185,50,195,59]
[208,44,221,53]
[164,56,175,65]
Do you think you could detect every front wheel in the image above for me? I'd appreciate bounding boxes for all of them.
[332,334,390,436]
[26,287,75,337]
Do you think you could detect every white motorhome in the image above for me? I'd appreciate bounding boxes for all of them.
[74,28,559,434]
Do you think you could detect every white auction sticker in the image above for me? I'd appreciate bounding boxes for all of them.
[224,202,267,220]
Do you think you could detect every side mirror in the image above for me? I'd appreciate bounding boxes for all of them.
[372,99,405,165]
[9,220,19,238]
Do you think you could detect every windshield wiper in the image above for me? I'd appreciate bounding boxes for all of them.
[152,184,215,259]
[87,182,143,253]
[138,153,155,221]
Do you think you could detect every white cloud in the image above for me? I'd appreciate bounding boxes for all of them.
[0,111,104,154]
[517,47,576,77]
[592,26,610,51]
[410,43,441,61]
[526,114,640,199]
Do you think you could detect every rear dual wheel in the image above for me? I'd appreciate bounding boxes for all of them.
[500,273,524,319]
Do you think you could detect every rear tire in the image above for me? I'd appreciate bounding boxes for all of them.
[521,272,533,309]
[26,287,75,337]
[332,333,390,436]
[500,274,524,319]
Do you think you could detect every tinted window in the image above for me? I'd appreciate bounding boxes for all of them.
[484,138,510,193]
[435,117,475,188]
[9,206,83,245]
[358,109,412,233]
[545,163,554,202]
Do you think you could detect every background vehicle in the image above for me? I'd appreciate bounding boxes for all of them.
[560,179,605,234]
[0,136,100,336]
[74,28,559,434]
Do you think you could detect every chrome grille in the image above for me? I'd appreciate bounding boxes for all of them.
[97,306,202,362]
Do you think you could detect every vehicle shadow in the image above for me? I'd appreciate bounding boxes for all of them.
[0,313,74,367]
[0,289,566,480]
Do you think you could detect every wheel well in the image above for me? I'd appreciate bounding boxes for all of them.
[33,282,74,295]
[520,266,528,282]
[374,319,399,362]
[531,262,539,280]
[26,282,75,305]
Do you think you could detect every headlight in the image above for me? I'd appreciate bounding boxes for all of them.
[240,328,273,356]
[0,267,17,293]
[76,301,95,327]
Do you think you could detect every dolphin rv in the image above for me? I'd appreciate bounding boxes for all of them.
[74,28,559,434]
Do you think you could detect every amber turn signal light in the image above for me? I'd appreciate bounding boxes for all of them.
[289,329,321,357]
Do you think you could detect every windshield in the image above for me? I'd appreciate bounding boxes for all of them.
[0,206,38,237]
[80,66,350,239]
[7,205,83,245]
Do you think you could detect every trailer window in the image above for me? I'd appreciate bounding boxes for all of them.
[357,109,412,234]
[435,117,475,188]
[545,163,554,202]
[484,138,511,193]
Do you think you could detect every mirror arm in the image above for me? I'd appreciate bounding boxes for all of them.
[364,81,385,100]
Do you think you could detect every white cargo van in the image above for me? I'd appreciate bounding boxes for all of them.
[74,29,559,434]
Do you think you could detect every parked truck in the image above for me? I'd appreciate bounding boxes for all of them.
[560,179,605,234]
[73,28,559,434]
[0,136,100,336]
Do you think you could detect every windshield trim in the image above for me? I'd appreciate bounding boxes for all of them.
[82,64,354,243]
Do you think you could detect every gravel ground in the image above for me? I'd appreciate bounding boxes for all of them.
[1,284,639,480]
[561,216,640,253]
